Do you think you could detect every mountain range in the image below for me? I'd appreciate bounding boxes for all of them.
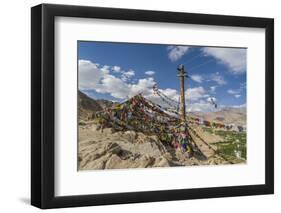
[79,90,246,125]
[78,90,115,120]
[191,107,246,126]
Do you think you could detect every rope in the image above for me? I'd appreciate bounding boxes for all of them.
[152,85,180,112]
[188,126,234,164]
[153,86,179,105]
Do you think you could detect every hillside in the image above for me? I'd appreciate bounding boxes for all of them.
[78,91,123,121]
[78,93,246,170]
[79,124,230,170]
[96,99,116,109]
[192,107,246,126]
[78,91,103,121]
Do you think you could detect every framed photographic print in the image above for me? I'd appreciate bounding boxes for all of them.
[31,4,274,209]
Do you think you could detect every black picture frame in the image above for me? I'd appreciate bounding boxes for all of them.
[31,3,274,209]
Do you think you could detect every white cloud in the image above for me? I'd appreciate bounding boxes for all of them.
[145,88,180,108]
[184,87,219,112]
[96,75,157,100]
[211,73,227,85]
[112,66,121,72]
[232,103,246,108]
[240,82,246,89]
[227,89,240,95]
[79,59,156,100]
[122,69,135,78]
[161,88,179,99]
[227,83,247,98]
[186,86,208,101]
[79,60,179,107]
[96,74,130,99]
[210,86,217,93]
[202,47,246,74]
[79,59,224,113]
[100,65,111,74]
[145,70,155,76]
[160,88,179,103]
[120,69,135,82]
[167,46,189,61]
[207,97,217,102]
[190,74,203,83]
[79,60,105,89]
[129,77,155,97]
[186,100,216,112]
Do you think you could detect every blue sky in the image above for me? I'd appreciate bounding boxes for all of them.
[78,41,246,112]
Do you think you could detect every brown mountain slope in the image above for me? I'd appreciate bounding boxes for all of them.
[78,91,103,121]
[96,99,116,109]
[192,107,246,126]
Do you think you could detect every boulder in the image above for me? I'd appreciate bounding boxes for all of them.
[123,131,137,142]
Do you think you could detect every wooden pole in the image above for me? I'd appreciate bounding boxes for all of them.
[177,64,186,122]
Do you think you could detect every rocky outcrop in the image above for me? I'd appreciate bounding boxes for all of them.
[78,124,232,170]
